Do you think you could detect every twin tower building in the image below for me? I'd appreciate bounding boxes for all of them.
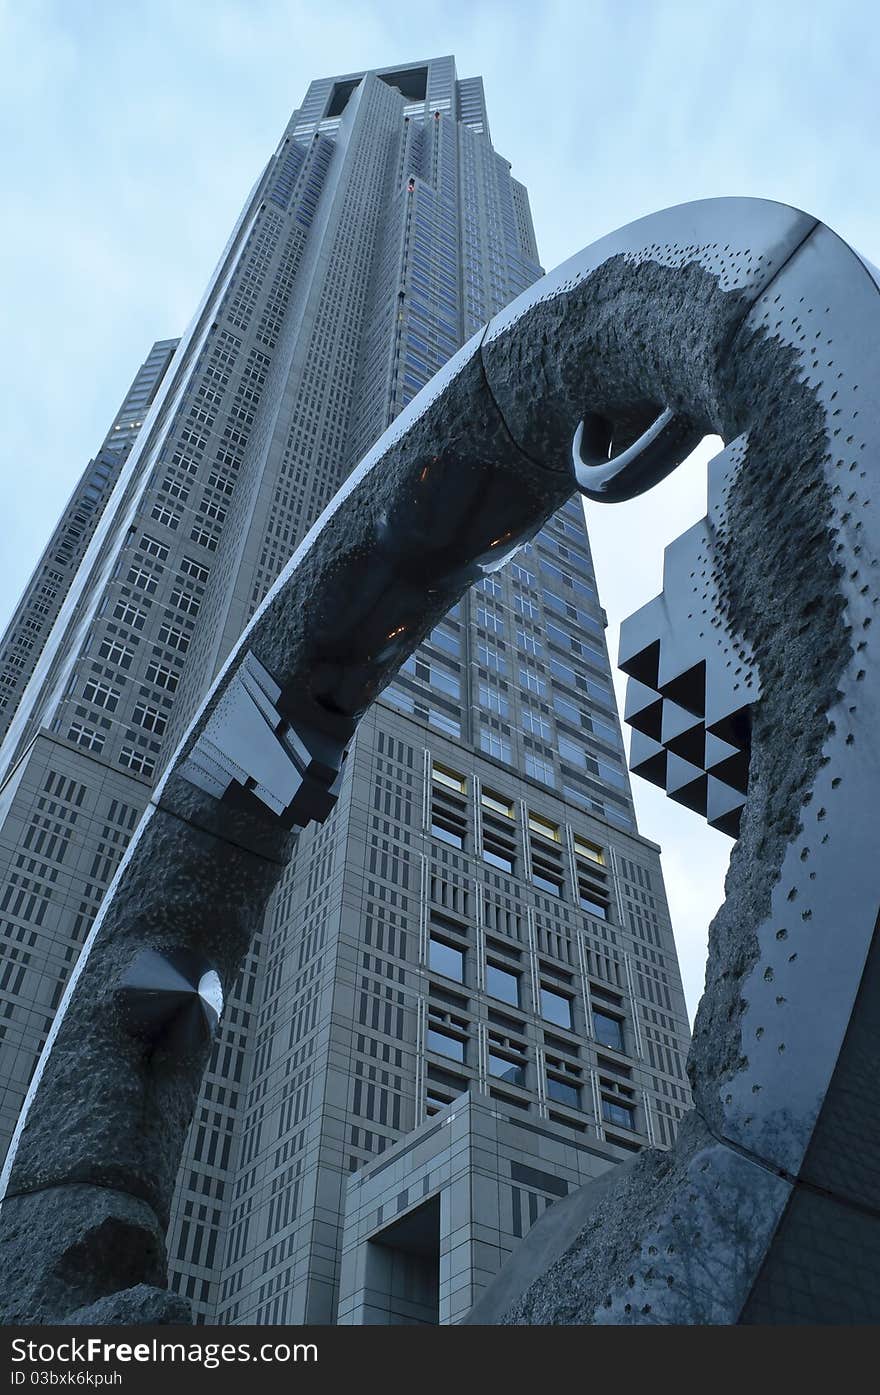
[0,57,692,1324]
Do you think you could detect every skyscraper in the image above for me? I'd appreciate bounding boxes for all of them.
[0,339,179,745]
[0,57,692,1325]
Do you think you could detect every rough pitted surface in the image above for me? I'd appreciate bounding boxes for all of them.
[499,1113,790,1325]
[0,1186,167,1325]
[689,323,848,1126]
[62,1286,192,1327]
[4,806,284,1220]
[482,256,751,471]
[3,199,877,1325]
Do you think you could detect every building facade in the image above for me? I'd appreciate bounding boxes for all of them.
[0,339,179,745]
[0,57,692,1325]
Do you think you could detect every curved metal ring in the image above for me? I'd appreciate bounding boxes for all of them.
[572,407,705,502]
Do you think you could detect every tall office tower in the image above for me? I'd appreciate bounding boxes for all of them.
[0,340,179,744]
[0,58,692,1326]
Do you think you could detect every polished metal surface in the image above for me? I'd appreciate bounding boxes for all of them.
[3,196,879,1325]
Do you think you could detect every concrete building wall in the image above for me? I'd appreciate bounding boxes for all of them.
[0,56,692,1327]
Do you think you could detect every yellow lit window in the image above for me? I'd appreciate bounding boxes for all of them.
[574,836,605,865]
[528,812,560,842]
[481,788,514,819]
[432,762,466,794]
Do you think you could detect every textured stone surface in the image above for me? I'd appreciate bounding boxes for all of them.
[0,1185,168,1325]
[3,198,879,1325]
[3,806,285,1220]
[62,1286,192,1327]
[486,1113,791,1325]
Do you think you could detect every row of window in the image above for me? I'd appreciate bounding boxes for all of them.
[430,763,612,918]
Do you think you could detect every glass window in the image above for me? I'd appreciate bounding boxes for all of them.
[431,821,464,849]
[546,1077,580,1108]
[478,682,509,718]
[477,641,507,674]
[486,963,520,1007]
[483,848,514,874]
[489,1054,525,1087]
[529,812,560,842]
[574,837,605,865]
[429,937,464,982]
[579,893,608,920]
[432,763,466,793]
[428,708,460,738]
[540,987,572,1029]
[520,667,547,697]
[602,1098,635,1130]
[553,693,582,726]
[533,871,562,896]
[480,729,512,763]
[593,1010,624,1052]
[481,789,514,819]
[522,709,552,742]
[525,753,556,787]
[427,1028,465,1062]
[430,625,461,655]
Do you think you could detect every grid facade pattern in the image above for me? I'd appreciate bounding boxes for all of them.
[0,341,178,743]
[0,56,692,1326]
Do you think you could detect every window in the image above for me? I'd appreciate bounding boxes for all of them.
[133,702,166,736]
[119,746,155,777]
[112,600,145,631]
[157,622,190,652]
[139,534,169,560]
[513,593,540,620]
[486,963,520,1008]
[602,1098,635,1130]
[82,680,119,712]
[540,987,572,1029]
[170,587,201,616]
[190,525,218,551]
[553,693,581,726]
[150,504,180,531]
[145,662,179,693]
[522,709,552,742]
[401,654,460,699]
[67,723,104,753]
[528,813,559,842]
[476,604,504,635]
[477,641,507,674]
[525,753,555,787]
[489,1054,525,1087]
[430,763,468,848]
[481,789,513,819]
[127,566,158,594]
[509,561,535,586]
[432,762,465,794]
[546,1076,580,1108]
[519,667,546,697]
[180,556,210,583]
[430,624,461,656]
[429,937,464,982]
[98,637,134,668]
[480,728,512,763]
[593,1010,625,1052]
[574,836,604,865]
[478,682,509,718]
[426,1027,466,1063]
[516,628,543,657]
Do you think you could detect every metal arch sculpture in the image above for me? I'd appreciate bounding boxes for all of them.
[1,197,878,1325]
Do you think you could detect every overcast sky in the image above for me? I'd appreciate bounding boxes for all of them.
[1,0,877,1019]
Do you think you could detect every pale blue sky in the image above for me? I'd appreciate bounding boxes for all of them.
[1,0,877,1014]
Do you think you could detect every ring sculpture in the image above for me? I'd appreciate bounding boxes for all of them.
[1,197,878,1325]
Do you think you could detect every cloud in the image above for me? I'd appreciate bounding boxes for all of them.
[1,0,877,1026]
